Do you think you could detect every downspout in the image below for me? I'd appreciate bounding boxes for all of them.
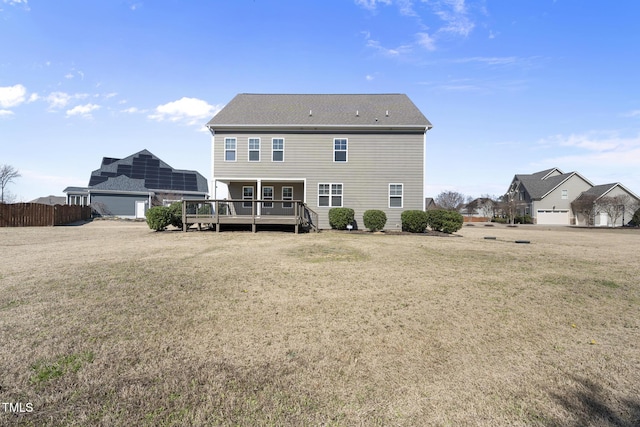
[209,126,216,199]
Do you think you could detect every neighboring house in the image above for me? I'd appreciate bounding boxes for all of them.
[507,168,639,225]
[206,93,432,230]
[64,149,208,218]
[424,197,439,211]
[29,196,66,206]
[461,197,495,219]
[573,183,640,227]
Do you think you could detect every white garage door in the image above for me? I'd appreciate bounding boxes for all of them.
[536,209,570,225]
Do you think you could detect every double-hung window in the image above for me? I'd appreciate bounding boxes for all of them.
[282,186,293,209]
[272,138,284,162]
[389,184,403,208]
[262,186,274,209]
[334,138,347,162]
[225,138,236,161]
[243,186,254,209]
[318,183,343,207]
[248,138,260,162]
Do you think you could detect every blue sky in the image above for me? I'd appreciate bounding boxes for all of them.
[2,0,640,202]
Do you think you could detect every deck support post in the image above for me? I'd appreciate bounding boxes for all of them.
[182,200,187,232]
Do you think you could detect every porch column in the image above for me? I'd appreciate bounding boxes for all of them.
[257,179,262,216]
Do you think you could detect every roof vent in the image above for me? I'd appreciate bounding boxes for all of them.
[386,110,389,117]
[309,110,312,116]
[356,110,359,117]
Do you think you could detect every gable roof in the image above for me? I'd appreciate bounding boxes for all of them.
[578,182,640,201]
[87,149,208,194]
[207,93,432,130]
[512,169,593,200]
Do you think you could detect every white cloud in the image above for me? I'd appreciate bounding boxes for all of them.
[366,74,374,81]
[364,32,412,57]
[148,97,222,126]
[538,131,640,168]
[431,0,475,37]
[416,32,436,50]
[0,84,27,108]
[354,0,391,11]
[66,103,100,118]
[46,91,72,109]
[623,110,640,118]
[45,91,90,110]
[0,109,14,117]
[121,106,145,114]
[2,0,29,10]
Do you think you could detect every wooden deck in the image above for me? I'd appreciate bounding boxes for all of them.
[181,199,318,233]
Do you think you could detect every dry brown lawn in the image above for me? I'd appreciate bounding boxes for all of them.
[1,221,639,426]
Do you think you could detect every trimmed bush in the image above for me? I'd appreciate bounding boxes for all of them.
[426,209,464,233]
[401,210,429,233]
[514,214,533,224]
[167,202,183,229]
[328,208,355,230]
[630,207,640,227]
[363,209,387,232]
[145,206,172,231]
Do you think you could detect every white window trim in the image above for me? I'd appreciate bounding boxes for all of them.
[248,137,261,162]
[389,183,403,208]
[318,183,343,207]
[272,138,285,162]
[224,137,237,162]
[242,186,254,208]
[333,138,348,163]
[561,189,568,200]
[282,186,293,208]
[262,186,274,209]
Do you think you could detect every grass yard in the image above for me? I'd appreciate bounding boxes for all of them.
[1,221,639,426]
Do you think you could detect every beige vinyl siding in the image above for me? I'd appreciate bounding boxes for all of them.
[213,131,425,229]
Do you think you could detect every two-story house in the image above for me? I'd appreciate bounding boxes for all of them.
[507,168,593,225]
[507,167,640,226]
[205,94,432,230]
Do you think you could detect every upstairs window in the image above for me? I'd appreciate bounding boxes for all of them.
[225,138,236,161]
[272,138,284,162]
[318,183,343,207]
[389,184,403,208]
[334,138,348,162]
[561,189,568,199]
[248,138,260,162]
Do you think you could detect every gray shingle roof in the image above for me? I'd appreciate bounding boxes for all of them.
[580,183,617,198]
[513,169,589,199]
[207,93,432,129]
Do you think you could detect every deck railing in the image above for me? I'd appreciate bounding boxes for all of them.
[181,199,318,233]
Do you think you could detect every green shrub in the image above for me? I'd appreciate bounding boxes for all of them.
[426,209,464,233]
[363,209,387,232]
[146,206,172,231]
[491,216,508,224]
[328,208,355,230]
[167,202,183,229]
[630,207,640,227]
[514,214,533,224]
[401,210,429,233]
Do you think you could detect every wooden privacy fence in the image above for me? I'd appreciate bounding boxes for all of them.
[0,203,92,227]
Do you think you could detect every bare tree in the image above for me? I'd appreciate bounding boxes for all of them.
[0,164,21,204]
[571,194,598,226]
[500,192,519,224]
[435,190,467,211]
[598,194,633,227]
